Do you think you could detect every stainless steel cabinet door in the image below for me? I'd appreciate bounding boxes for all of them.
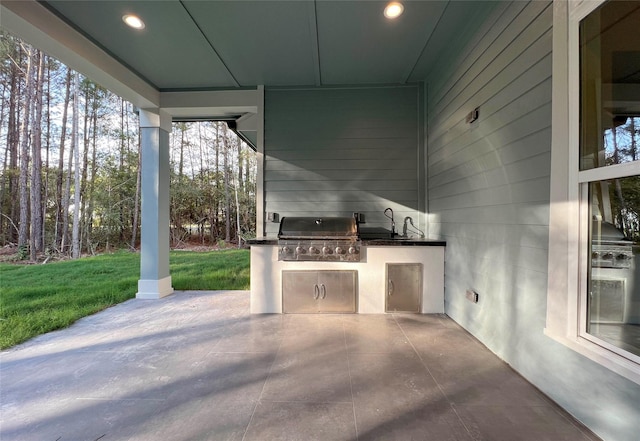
[282,271,321,313]
[386,263,422,313]
[282,270,357,313]
[317,271,357,313]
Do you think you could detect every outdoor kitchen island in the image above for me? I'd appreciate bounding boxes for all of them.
[248,237,445,314]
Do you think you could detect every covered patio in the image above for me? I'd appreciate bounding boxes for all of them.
[2,1,640,439]
[1,291,599,440]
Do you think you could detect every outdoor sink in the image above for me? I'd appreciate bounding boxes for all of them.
[360,228,424,243]
[359,227,394,240]
[365,236,415,242]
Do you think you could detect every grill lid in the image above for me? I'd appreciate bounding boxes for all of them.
[278,217,359,239]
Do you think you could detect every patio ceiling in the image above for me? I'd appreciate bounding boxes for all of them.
[31,0,495,91]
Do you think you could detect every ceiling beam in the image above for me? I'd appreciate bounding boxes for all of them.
[160,89,258,120]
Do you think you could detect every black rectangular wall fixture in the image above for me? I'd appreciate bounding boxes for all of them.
[465,108,479,124]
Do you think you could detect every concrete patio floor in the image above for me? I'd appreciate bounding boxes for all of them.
[1,290,601,441]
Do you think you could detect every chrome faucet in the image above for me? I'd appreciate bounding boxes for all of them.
[384,208,395,237]
[403,216,425,238]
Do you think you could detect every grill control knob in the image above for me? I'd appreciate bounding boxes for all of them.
[322,246,333,255]
[282,246,292,254]
[296,246,306,254]
[335,246,344,254]
[309,246,319,254]
[348,246,358,255]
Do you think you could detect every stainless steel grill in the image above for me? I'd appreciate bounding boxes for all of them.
[278,217,361,261]
[592,241,633,269]
[591,222,634,269]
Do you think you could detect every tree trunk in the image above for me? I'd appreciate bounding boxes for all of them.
[3,43,21,245]
[0,78,8,243]
[56,68,72,251]
[235,167,241,248]
[43,55,51,250]
[223,128,231,243]
[213,122,220,241]
[236,135,244,247]
[119,98,125,242]
[610,127,627,234]
[198,123,205,243]
[80,81,90,250]
[631,117,637,161]
[131,132,141,250]
[61,72,75,255]
[29,49,44,259]
[85,96,98,254]
[237,138,243,193]
[179,123,185,178]
[72,73,81,259]
[18,45,36,252]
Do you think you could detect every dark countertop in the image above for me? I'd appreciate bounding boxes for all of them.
[247,237,278,245]
[247,237,446,247]
[362,238,446,247]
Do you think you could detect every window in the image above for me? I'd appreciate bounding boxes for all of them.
[546,0,640,384]
[579,1,640,361]
[584,176,640,358]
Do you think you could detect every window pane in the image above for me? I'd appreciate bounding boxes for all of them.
[580,1,640,170]
[588,177,640,357]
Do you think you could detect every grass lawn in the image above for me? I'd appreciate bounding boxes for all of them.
[0,249,250,349]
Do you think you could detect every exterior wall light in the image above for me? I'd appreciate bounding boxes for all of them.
[384,2,404,19]
[123,14,145,30]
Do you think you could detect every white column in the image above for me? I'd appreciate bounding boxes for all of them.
[137,108,174,299]
[256,86,265,237]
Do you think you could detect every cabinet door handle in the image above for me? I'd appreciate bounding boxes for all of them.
[314,284,319,300]
[320,284,326,299]
[388,279,394,296]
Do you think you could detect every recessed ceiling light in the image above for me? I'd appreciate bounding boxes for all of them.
[384,2,404,19]
[123,14,145,30]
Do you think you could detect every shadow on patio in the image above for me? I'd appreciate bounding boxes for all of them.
[0,291,600,441]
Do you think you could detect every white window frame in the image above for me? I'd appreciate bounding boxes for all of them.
[545,0,640,385]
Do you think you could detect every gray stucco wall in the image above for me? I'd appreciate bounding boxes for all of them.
[263,86,423,237]
[426,1,640,440]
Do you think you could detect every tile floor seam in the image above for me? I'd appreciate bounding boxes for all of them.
[240,320,286,441]
[208,351,273,354]
[391,313,482,440]
[448,402,477,440]
[74,397,166,402]
[342,317,360,441]
[391,314,450,402]
[255,399,354,404]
